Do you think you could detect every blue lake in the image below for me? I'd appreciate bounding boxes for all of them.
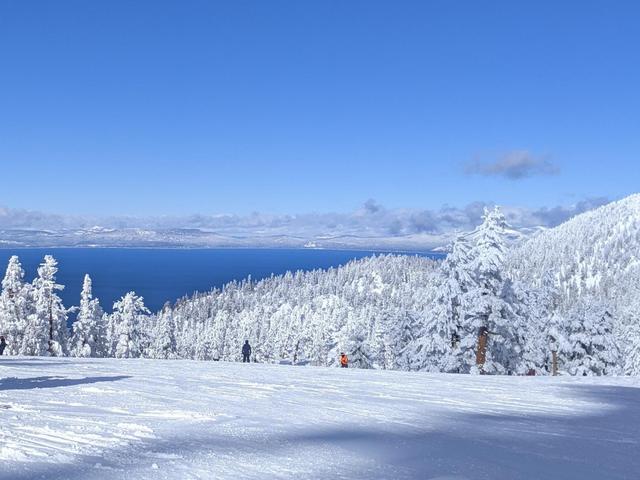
[0,248,441,313]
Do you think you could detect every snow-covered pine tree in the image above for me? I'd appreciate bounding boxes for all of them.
[460,207,521,374]
[408,235,474,372]
[371,313,389,369]
[147,302,178,359]
[514,273,562,375]
[546,312,569,375]
[209,309,231,360]
[0,256,32,355]
[623,318,640,375]
[25,255,69,356]
[507,279,548,375]
[617,280,640,375]
[339,312,374,369]
[70,274,107,357]
[307,308,336,366]
[110,291,150,359]
[562,296,621,376]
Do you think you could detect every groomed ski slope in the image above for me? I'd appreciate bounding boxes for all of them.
[1,358,639,480]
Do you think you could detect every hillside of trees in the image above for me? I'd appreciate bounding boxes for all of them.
[1,194,639,375]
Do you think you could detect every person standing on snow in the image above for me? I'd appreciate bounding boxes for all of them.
[0,336,6,356]
[340,352,348,368]
[242,340,252,363]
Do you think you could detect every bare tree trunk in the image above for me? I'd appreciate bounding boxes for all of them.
[11,303,19,355]
[48,302,54,356]
[552,350,558,376]
[293,340,300,364]
[475,326,488,374]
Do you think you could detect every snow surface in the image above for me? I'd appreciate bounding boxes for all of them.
[1,357,639,480]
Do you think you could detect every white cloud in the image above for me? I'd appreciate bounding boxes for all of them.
[466,151,560,180]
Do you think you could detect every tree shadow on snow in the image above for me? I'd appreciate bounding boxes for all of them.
[0,357,94,368]
[0,375,130,391]
[4,382,640,480]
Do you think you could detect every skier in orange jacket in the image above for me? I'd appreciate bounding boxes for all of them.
[340,353,348,368]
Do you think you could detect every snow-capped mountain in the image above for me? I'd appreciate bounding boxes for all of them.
[508,193,640,302]
[0,226,464,251]
[0,199,600,250]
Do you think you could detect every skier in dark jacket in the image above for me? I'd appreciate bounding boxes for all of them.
[0,336,6,356]
[242,340,252,363]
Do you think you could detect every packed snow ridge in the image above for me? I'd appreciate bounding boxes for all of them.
[1,357,639,480]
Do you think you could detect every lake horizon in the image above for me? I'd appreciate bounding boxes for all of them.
[0,247,443,314]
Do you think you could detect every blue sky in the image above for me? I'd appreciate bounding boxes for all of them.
[1,1,638,217]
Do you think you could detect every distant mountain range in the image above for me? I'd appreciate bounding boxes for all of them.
[0,224,549,251]
[0,198,610,250]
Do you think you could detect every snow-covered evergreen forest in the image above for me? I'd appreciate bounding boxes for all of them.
[1,194,639,375]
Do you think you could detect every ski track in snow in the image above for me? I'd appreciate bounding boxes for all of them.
[1,357,639,480]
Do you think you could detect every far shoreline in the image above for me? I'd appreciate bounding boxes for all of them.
[0,245,445,257]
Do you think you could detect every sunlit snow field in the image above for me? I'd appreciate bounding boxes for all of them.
[1,357,639,480]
